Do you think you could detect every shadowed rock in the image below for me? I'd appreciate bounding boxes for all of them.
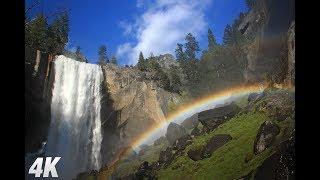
[254,121,280,154]
[254,134,295,180]
[181,113,199,130]
[202,134,232,159]
[166,122,187,145]
[198,103,241,132]
[187,147,203,161]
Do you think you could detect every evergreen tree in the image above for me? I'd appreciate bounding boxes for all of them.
[137,51,146,71]
[169,65,182,93]
[208,28,217,50]
[185,33,200,61]
[25,14,48,52]
[98,45,108,65]
[175,43,186,61]
[223,25,234,45]
[48,12,69,54]
[110,55,118,65]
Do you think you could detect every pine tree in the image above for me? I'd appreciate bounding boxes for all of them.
[25,14,48,52]
[175,43,186,61]
[137,51,146,71]
[208,28,217,50]
[223,25,233,45]
[110,56,118,65]
[185,33,200,61]
[48,12,69,54]
[98,45,108,65]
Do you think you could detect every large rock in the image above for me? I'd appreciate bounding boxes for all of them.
[181,114,199,130]
[254,134,295,179]
[254,121,280,154]
[198,103,241,132]
[187,147,203,161]
[165,122,187,145]
[202,134,232,159]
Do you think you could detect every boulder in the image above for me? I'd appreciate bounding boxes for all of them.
[254,121,280,154]
[202,134,232,159]
[166,122,187,145]
[254,134,295,180]
[187,147,203,161]
[181,114,199,130]
[198,103,241,132]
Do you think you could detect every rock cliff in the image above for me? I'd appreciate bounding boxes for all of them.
[238,0,295,83]
[100,63,180,165]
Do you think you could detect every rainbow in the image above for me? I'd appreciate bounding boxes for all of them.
[130,82,268,149]
[107,82,274,167]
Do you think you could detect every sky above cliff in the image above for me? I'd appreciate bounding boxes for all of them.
[25,0,248,65]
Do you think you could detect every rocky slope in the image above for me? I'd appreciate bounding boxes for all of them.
[96,87,295,180]
[99,63,180,165]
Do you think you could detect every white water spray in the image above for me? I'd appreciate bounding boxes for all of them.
[46,55,103,179]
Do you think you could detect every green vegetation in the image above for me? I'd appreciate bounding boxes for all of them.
[98,45,109,65]
[156,111,291,179]
[113,140,169,178]
[25,12,69,55]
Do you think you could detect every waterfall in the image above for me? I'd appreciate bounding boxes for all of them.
[45,55,103,179]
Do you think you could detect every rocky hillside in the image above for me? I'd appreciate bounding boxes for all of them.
[99,63,181,165]
[87,87,294,180]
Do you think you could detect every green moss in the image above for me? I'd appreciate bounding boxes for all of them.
[113,141,169,178]
[157,112,276,179]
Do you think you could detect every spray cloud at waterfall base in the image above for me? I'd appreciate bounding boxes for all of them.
[45,56,103,179]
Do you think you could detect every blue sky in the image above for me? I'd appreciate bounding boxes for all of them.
[26,0,248,65]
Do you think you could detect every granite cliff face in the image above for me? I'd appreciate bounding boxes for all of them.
[100,62,180,165]
[238,0,295,84]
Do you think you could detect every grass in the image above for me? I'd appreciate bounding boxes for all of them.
[157,112,278,180]
[112,140,169,178]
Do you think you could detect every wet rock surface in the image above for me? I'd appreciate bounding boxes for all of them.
[254,133,295,180]
[254,121,280,154]
[198,103,241,132]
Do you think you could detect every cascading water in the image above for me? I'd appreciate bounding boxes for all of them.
[45,55,103,179]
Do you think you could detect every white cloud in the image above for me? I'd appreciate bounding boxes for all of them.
[117,0,211,65]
